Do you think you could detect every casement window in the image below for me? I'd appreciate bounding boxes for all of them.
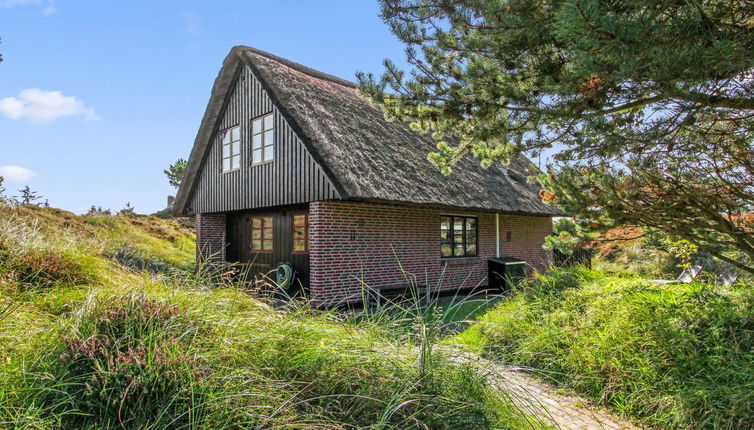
[221,126,242,172]
[292,213,309,253]
[251,113,274,165]
[251,216,273,252]
[440,215,478,257]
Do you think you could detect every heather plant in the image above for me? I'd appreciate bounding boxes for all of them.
[51,295,206,428]
[5,248,94,291]
[0,215,97,292]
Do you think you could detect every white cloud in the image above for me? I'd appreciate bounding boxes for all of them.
[0,88,99,123]
[42,0,55,15]
[0,0,56,14]
[0,165,37,182]
[0,0,42,6]
[181,11,202,34]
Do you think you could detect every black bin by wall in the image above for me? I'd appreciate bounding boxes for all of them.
[488,257,527,292]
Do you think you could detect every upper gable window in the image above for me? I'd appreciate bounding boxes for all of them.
[251,113,274,165]
[221,126,241,172]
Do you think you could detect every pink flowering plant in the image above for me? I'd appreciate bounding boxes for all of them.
[54,295,208,428]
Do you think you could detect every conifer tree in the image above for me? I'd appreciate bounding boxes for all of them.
[362,0,754,272]
[164,158,187,189]
[18,185,42,206]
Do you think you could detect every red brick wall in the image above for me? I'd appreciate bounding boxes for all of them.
[195,213,227,264]
[308,201,553,305]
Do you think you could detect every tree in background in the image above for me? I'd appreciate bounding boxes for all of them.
[87,206,112,216]
[17,186,42,206]
[543,217,594,255]
[0,176,5,202]
[361,0,754,273]
[164,158,187,189]
[118,202,136,217]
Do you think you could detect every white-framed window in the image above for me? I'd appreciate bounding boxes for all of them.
[251,113,274,165]
[221,125,241,172]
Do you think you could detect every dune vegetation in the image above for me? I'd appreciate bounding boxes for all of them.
[0,204,543,429]
[457,268,754,430]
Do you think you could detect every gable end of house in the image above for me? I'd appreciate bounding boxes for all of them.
[176,54,343,215]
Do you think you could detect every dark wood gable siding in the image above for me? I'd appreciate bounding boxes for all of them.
[188,66,340,214]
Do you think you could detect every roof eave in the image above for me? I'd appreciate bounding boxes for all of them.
[341,196,564,217]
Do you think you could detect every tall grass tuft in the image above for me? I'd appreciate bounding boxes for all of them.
[459,267,754,429]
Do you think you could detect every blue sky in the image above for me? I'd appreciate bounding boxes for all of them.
[0,0,408,214]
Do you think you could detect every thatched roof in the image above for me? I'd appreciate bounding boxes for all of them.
[175,46,562,217]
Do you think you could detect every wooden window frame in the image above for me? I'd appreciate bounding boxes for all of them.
[250,215,274,253]
[220,125,242,173]
[440,215,478,258]
[291,212,310,254]
[250,113,274,166]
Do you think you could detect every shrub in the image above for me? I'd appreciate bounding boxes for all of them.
[2,248,94,291]
[50,295,206,428]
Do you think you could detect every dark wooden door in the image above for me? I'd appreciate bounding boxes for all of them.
[226,205,310,289]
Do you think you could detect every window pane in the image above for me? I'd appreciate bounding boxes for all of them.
[222,157,230,171]
[263,240,273,250]
[453,217,463,233]
[466,243,477,256]
[440,230,448,242]
[263,114,273,130]
[251,239,261,250]
[263,145,274,161]
[252,134,262,150]
[263,217,273,228]
[252,229,261,239]
[252,218,262,228]
[454,243,465,256]
[264,130,274,145]
[441,216,450,230]
[222,131,230,144]
[252,119,262,134]
[263,229,273,241]
[466,227,477,240]
[231,126,240,142]
[294,215,305,227]
[232,140,240,155]
[222,143,230,158]
[441,244,452,257]
[454,232,464,243]
[252,149,262,164]
[231,155,241,169]
[466,217,476,232]
[293,239,306,252]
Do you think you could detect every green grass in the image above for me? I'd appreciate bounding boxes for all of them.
[457,267,754,429]
[0,204,544,429]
